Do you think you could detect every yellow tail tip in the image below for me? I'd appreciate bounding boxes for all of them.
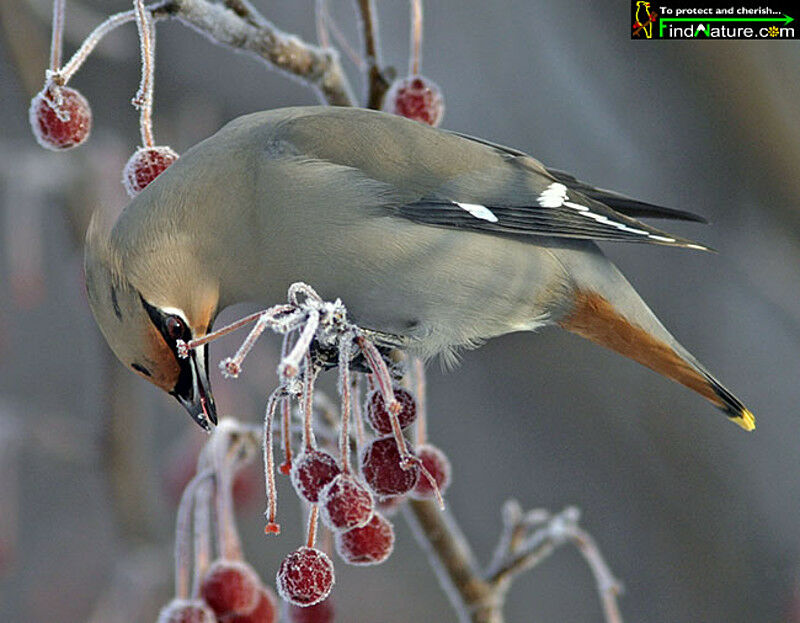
[736,408,756,431]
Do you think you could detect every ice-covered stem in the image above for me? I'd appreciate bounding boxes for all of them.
[569,525,624,623]
[263,389,281,535]
[50,0,66,72]
[163,0,355,106]
[212,421,245,560]
[301,353,321,451]
[338,334,354,473]
[132,0,156,147]
[175,468,213,600]
[279,333,295,475]
[485,502,624,622]
[356,337,398,412]
[409,0,423,76]
[306,504,320,548]
[413,357,427,445]
[280,310,319,379]
[352,374,366,448]
[405,498,623,623]
[57,4,171,86]
[355,0,390,109]
[316,0,366,70]
[191,478,213,597]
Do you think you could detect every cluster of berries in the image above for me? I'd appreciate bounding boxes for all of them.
[276,383,450,609]
[158,560,277,623]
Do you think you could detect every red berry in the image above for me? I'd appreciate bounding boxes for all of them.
[366,388,417,435]
[276,547,335,607]
[224,587,278,623]
[361,436,419,497]
[290,449,341,503]
[335,512,394,566]
[29,86,92,150]
[200,559,261,617]
[286,597,335,623]
[410,443,451,500]
[383,75,444,127]
[319,473,373,532]
[156,599,216,623]
[122,145,178,197]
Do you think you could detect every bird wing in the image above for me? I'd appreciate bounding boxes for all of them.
[391,151,711,250]
[270,108,710,250]
[448,130,709,223]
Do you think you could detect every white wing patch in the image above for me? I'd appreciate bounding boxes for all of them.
[456,202,499,223]
[537,182,676,242]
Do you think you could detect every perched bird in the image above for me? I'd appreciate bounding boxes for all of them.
[84,106,754,431]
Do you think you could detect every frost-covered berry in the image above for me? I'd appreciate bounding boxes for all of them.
[286,597,334,623]
[29,86,92,151]
[156,599,216,623]
[290,448,341,503]
[410,443,451,500]
[319,473,373,532]
[335,512,394,566]
[225,587,279,623]
[122,145,178,197]
[200,559,261,617]
[361,435,419,497]
[366,388,417,435]
[383,75,444,127]
[276,547,335,607]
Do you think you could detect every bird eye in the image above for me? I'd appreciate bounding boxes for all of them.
[165,315,186,340]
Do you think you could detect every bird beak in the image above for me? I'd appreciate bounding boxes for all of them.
[174,343,218,431]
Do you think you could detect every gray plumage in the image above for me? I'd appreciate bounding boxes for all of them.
[85,106,754,431]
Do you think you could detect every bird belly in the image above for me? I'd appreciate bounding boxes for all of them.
[255,217,570,360]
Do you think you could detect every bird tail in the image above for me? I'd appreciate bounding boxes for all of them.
[556,251,754,431]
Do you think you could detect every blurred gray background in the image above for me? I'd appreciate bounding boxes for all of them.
[1,1,799,621]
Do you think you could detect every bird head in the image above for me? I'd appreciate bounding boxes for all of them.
[84,212,219,430]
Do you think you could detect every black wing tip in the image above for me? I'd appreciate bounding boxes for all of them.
[706,374,755,431]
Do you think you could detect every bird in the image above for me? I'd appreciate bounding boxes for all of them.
[84,106,754,432]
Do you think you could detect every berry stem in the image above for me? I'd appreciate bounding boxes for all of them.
[220,312,272,377]
[133,0,156,148]
[338,335,354,473]
[263,389,281,534]
[352,374,366,449]
[191,478,213,597]
[280,309,320,379]
[181,309,270,355]
[317,0,367,70]
[175,467,213,600]
[50,0,65,72]
[59,8,141,84]
[355,336,398,413]
[306,504,320,548]
[280,332,295,475]
[413,357,428,445]
[409,0,423,76]
[213,425,244,561]
[302,353,319,451]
